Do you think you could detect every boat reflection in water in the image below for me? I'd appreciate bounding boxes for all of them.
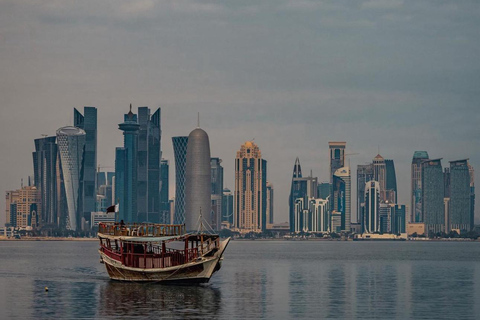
[97,281,222,318]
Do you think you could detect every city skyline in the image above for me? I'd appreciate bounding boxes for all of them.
[1,1,479,226]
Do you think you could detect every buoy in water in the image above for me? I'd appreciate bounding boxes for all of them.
[45,287,48,292]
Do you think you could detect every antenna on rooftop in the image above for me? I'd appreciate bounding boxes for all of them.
[197,112,200,128]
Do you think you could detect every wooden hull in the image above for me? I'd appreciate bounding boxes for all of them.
[100,238,230,283]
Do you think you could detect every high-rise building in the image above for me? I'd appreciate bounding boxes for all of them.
[411,151,429,223]
[329,142,346,184]
[222,188,234,225]
[422,159,444,235]
[5,186,40,228]
[185,128,211,231]
[74,107,97,227]
[289,158,318,232]
[357,163,374,224]
[56,126,86,231]
[385,159,397,203]
[373,154,386,201]
[137,107,161,223]
[363,181,380,233]
[449,159,472,232]
[390,205,406,234]
[234,141,267,232]
[468,163,475,232]
[160,159,170,224]
[310,197,330,233]
[317,182,331,199]
[172,136,188,224]
[266,181,274,225]
[116,106,140,223]
[210,157,224,231]
[333,166,351,231]
[32,136,58,226]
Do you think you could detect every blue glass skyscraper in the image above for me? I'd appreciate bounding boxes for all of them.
[422,159,444,235]
[116,106,140,223]
[74,107,97,226]
[160,159,170,224]
[172,136,188,224]
[449,159,471,232]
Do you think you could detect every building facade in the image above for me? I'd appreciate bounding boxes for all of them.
[266,181,274,225]
[449,159,472,232]
[333,166,351,231]
[160,159,170,224]
[363,181,380,233]
[222,188,234,225]
[357,163,374,224]
[422,159,444,235]
[5,186,41,229]
[116,106,140,223]
[74,107,97,227]
[172,136,188,224]
[210,157,224,231]
[56,126,86,231]
[411,151,429,223]
[185,128,211,231]
[234,141,267,232]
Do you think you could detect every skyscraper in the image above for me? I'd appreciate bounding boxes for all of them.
[411,151,429,222]
[329,142,346,185]
[210,157,224,231]
[136,107,161,223]
[172,136,188,224]
[266,181,274,225]
[469,163,475,232]
[422,159,444,235]
[449,159,471,232]
[185,128,211,231]
[234,141,267,232]
[74,107,97,227]
[222,188,234,225]
[385,159,397,203]
[160,159,170,224]
[289,158,318,232]
[116,106,140,223]
[56,126,86,231]
[32,136,58,226]
[373,154,386,201]
[357,163,374,224]
[5,186,41,228]
[364,181,380,233]
[333,166,351,231]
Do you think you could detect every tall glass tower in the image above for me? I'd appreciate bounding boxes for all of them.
[172,136,188,224]
[449,159,471,232]
[33,136,58,226]
[116,106,140,223]
[56,126,86,231]
[364,181,380,233]
[357,163,374,224]
[74,107,97,227]
[422,159,444,235]
[137,107,161,223]
[210,157,224,231]
[160,159,170,224]
[411,151,429,222]
[385,159,397,203]
[333,166,351,232]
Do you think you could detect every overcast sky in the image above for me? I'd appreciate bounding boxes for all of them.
[1,0,479,226]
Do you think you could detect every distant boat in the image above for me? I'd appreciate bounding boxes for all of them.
[98,222,230,283]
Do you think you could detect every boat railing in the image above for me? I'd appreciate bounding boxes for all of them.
[98,223,185,237]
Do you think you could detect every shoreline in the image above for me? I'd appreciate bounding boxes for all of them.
[0,237,98,241]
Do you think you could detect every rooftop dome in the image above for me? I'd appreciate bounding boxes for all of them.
[56,126,86,136]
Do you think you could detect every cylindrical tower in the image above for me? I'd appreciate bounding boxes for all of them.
[185,128,211,231]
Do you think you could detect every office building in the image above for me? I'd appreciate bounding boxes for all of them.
[5,186,41,228]
[137,107,161,223]
[289,158,318,232]
[364,181,380,233]
[56,126,86,231]
[329,142,346,185]
[422,159,444,235]
[74,107,97,227]
[185,128,211,231]
[32,136,58,226]
[266,181,274,225]
[172,136,188,224]
[373,154,386,201]
[115,106,140,223]
[449,159,472,232]
[390,205,406,234]
[160,159,170,224]
[317,182,331,199]
[411,151,429,222]
[310,197,330,233]
[210,157,224,231]
[385,159,397,203]
[469,163,475,232]
[357,163,374,224]
[222,188,234,225]
[333,166,351,231]
[234,141,267,232]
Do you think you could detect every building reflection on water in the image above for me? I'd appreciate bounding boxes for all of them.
[97,281,222,318]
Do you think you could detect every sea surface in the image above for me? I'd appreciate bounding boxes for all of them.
[1,240,480,319]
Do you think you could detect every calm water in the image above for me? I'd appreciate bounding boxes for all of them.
[1,240,480,319]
